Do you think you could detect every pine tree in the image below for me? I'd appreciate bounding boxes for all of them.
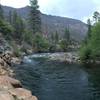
[55,31,59,44]
[80,11,100,61]
[59,27,70,51]
[29,0,41,34]
[12,10,25,40]
[50,33,55,43]
[64,27,70,43]
[93,11,100,23]
[87,19,92,39]
[8,10,12,24]
[0,4,4,19]
[12,10,18,28]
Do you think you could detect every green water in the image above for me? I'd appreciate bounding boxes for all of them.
[13,57,100,100]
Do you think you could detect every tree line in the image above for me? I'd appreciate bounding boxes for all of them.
[0,0,72,53]
[80,11,100,62]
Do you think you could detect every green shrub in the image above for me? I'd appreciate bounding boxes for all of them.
[33,33,50,52]
[49,44,56,52]
[10,41,21,57]
[13,48,21,57]
[22,30,33,45]
[0,19,14,38]
[79,22,100,61]
[59,39,68,51]
[79,45,91,61]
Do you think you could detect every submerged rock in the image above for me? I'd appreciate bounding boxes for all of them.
[23,56,32,63]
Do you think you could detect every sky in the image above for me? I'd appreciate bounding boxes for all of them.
[1,0,100,22]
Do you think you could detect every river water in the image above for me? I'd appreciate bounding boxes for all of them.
[12,54,100,100]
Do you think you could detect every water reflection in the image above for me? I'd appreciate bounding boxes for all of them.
[83,64,100,100]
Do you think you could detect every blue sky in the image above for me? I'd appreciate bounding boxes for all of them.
[1,0,100,22]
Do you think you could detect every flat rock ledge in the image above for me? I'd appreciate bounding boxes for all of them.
[0,76,37,100]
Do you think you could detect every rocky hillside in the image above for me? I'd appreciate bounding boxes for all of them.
[2,5,88,42]
[41,14,87,41]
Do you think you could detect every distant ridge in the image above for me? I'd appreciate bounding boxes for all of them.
[2,5,88,42]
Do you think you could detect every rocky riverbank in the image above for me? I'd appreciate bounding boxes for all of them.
[0,76,37,100]
[0,51,37,100]
[0,32,37,100]
[28,52,79,63]
[35,52,80,63]
[49,52,79,63]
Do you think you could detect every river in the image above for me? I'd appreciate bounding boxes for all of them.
[12,53,100,100]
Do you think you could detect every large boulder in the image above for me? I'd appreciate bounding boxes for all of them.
[9,88,37,100]
[0,92,14,100]
[0,76,38,100]
[9,88,32,99]
[0,76,22,90]
[26,96,38,100]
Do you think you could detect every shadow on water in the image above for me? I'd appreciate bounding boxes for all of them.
[12,57,100,100]
[82,64,100,100]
